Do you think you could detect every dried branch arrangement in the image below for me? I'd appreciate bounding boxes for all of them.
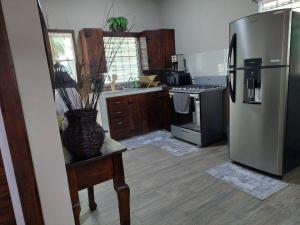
[55,0,135,112]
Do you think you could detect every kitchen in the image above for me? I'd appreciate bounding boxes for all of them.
[1,0,300,225]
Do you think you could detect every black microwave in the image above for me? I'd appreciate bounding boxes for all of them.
[166,72,192,86]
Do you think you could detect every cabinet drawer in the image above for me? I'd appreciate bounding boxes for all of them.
[110,117,130,129]
[109,108,129,119]
[107,96,128,109]
[110,128,132,140]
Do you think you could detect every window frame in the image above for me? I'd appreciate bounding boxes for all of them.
[103,32,143,84]
[103,31,140,38]
[48,29,80,81]
[259,0,300,11]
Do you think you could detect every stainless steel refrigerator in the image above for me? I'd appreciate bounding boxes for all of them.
[228,9,300,176]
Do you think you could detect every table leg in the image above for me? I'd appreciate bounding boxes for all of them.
[113,155,130,225]
[67,169,81,225]
[88,186,97,211]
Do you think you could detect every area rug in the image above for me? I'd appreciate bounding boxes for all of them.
[120,130,200,156]
[205,162,288,200]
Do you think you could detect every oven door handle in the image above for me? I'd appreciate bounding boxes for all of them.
[180,128,190,134]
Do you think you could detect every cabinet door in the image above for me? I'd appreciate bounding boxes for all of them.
[144,31,163,70]
[128,95,143,136]
[145,92,163,132]
[161,29,176,69]
[141,29,175,71]
[79,28,107,75]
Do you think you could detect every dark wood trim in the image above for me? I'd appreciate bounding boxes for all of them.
[39,5,55,95]
[0,3,45,225]
[48,29,76,34]
[0,151,16,225]
[103,31,140,37]
[48,29,80,81]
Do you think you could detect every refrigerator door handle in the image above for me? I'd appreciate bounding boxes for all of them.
[227,33,237,103]
[227,69,236,102]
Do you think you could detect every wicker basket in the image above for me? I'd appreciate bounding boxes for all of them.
[63,109,105,160]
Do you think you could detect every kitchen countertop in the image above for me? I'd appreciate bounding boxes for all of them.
[100,86,164,98]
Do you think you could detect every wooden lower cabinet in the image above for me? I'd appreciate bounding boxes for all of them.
[0,153,16,225]
[107,90,171,140]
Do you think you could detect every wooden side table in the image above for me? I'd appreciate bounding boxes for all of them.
[64,137,130,225]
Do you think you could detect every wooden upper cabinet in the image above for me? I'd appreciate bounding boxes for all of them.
[79,28,107,75]
[79,28,175,75]
[142,30,163,70]
[160,29,176,69]
[140,29,176,71]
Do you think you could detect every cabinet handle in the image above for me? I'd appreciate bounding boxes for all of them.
[117,122,123,125]
[115,101,121,104]
[116,111,122,115]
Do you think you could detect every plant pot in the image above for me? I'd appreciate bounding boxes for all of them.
[109,26,127,32]
[63,109,105,160]
[116,26,127,32]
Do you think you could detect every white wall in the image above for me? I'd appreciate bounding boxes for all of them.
[1,0,75,224]
[185,49,228,76]
[159,0,258,54]
[158,0,258,76]
[41,0,162,36]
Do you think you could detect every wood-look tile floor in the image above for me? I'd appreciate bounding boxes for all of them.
[79,142,300,225]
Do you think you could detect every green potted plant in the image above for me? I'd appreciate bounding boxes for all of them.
[107,17,128,32]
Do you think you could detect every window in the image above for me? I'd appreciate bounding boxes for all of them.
[103,36,141,83]
[259,0,300,12]
[48,30,78,81]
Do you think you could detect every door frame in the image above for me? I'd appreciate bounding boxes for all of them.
[0,2,44,225]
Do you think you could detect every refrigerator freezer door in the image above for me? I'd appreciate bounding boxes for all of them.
[230,9,291,68]
[229,68,289,175]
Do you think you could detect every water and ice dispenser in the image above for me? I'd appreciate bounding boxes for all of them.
[244,58,262,104]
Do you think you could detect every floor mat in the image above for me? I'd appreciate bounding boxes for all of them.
[120,130,200,156]
[205,162,288,200]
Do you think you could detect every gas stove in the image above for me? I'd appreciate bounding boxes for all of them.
[170,85,223,94]
[169,83,224,146]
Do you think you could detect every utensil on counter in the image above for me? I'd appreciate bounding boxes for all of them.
[139,75,160,88]
[110,74,118,91]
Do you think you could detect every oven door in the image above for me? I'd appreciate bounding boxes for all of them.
[170,94,202,145]
[170,94,201,133]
